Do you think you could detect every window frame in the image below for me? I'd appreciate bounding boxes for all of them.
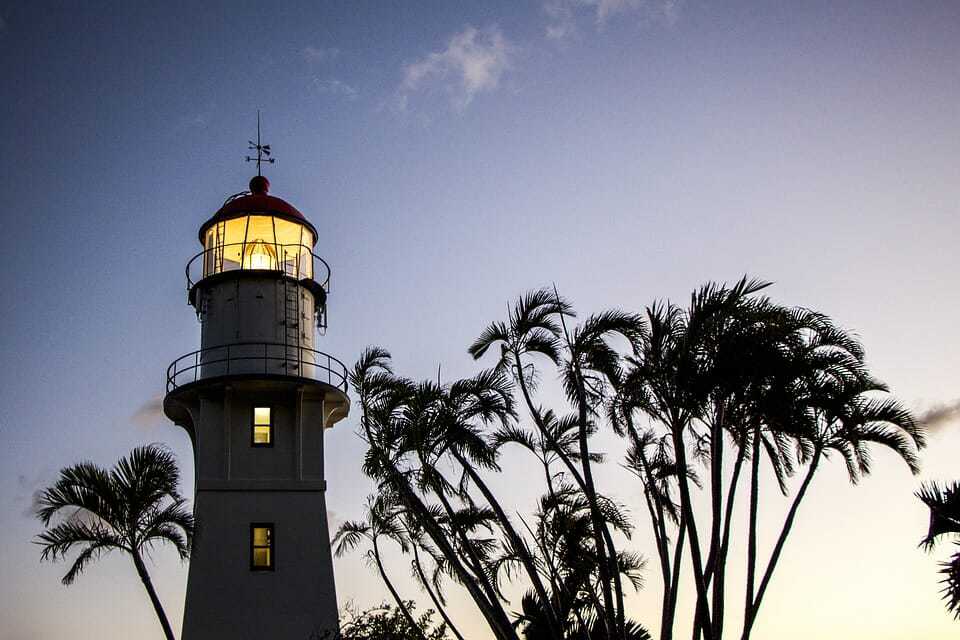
[251,405,274,448]
[250,522,276,572]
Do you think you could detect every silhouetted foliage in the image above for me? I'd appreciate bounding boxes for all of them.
[346,279,923,640]
[917,481,960,617]
[34,444,194,640]
[339,602,448,640]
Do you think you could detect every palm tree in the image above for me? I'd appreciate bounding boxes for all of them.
[917,481,960,617]
[515,482,646,639]
[738,329,924,640]
[34,444,194,640]
[471,288,645,639]
[350,348,520,640]
[333,493,427,640]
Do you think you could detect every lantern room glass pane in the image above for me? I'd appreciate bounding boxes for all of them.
[246,216,276,244]
[201,215,315,280]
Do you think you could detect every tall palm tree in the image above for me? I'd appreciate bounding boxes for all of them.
[917,481,960,617]
[35,444,194,640]
[739,335,923,639]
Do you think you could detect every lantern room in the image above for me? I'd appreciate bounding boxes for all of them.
[186,176,330,303]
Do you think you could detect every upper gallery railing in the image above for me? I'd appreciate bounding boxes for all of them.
[185,242,331,292]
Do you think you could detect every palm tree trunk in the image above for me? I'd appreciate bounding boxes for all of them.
[743,426,761,638]
[665,517,686,640]
[741,449,821,640]
[412,544,465,640]
[669,417,713,640]
[709,442,745,639]
[708,407,724,640]
[450,449,564,639]
[131,550,176,640]
[575,380,620,639]
[373,539,427,640]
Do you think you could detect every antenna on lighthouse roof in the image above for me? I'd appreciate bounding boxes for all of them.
[246,110,275,176]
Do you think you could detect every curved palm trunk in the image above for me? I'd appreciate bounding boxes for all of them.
[412,544,466,640]
[741,449,821,640]
[131,550,176,640]
[373,539,426,640]
[450,449,564,638]
[359,413,516,640]
[418,454,505,615]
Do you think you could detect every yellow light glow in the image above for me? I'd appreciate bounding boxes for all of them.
[252,525,273,569]
[243,239,278,271]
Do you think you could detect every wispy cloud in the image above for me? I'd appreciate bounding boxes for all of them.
[399,25,513,111]
[302,45,340,64]
[919,399,960,433]
[132,394,165,428]
[544,0,682,40]
[313,78,359,100]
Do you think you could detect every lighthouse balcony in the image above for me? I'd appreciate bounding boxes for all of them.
[185,242,331,305]
[166,341,348,393]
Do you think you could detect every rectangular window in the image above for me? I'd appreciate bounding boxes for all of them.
[252,407,272,446]
[250,523,274,571]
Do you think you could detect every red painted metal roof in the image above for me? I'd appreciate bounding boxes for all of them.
[197,177,317,243]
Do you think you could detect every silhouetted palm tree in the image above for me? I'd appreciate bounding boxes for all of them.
[35,444,194,640]
[333,493,427,639]
[350,348,520,640]
[917,481,960,617]
[739,319,923,640]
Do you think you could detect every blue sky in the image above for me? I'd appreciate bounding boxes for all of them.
[2,1,959,638]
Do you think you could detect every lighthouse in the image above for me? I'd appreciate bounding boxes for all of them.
[163,154,349,638]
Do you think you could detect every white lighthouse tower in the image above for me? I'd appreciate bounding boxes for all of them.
[164,153,349,638]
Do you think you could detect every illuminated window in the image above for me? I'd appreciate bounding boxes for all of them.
[252,407,272,446]
[250,524,274,571]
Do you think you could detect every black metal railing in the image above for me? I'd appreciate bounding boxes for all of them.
[185,242,331,292]
[166,342,348,392]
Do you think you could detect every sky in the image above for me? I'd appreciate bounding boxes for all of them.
[1,1,959,638]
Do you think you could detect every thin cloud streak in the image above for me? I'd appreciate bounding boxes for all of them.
[313,78,359,100]
[919,399,960,432]
[302,46,340,63]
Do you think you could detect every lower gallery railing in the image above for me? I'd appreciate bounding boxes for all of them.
[166,342,348,393]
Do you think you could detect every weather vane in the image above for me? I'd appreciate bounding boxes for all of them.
[246,110,275,176]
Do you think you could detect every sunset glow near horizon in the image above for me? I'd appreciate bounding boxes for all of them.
[2,2,959,638]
